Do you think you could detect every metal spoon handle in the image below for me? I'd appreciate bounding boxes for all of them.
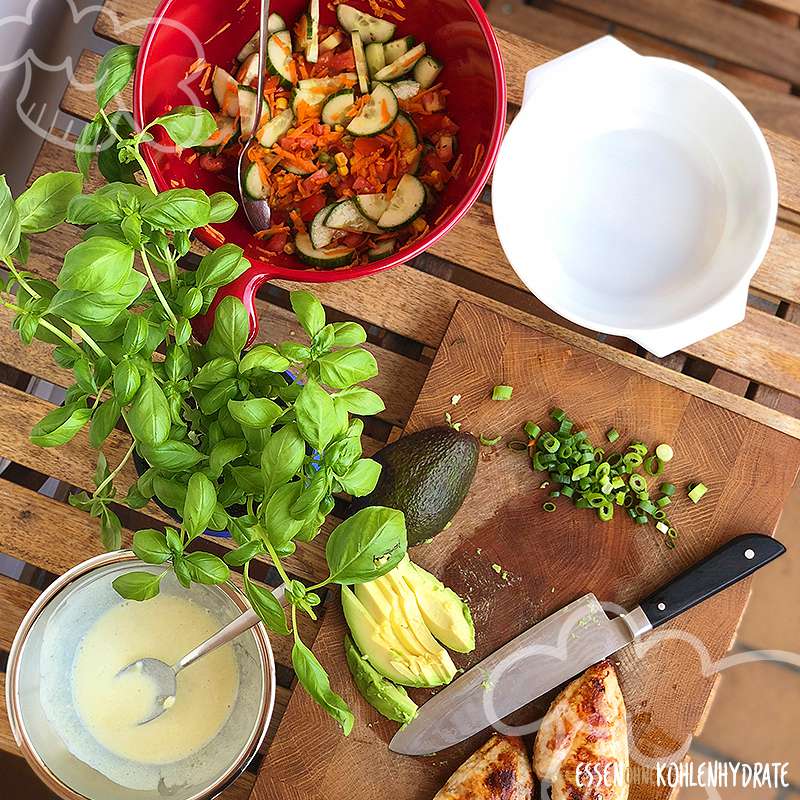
[173,608,261,674]
[250,0,270,145]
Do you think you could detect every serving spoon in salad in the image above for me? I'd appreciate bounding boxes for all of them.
[237,0,272,231]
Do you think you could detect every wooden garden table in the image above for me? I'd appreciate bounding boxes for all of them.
[2,3,800,797]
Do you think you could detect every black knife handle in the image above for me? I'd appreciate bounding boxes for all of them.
[640,533,785,629]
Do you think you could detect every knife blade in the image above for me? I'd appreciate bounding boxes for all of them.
[390,593,641,756]
[390,533,785,756]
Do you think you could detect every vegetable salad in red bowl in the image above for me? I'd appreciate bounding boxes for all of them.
[135,0,505,338]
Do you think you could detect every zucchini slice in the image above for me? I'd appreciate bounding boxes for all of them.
[238,85,269,138]
[393,111,419,149]
[346,82,398,136]
[351,31,370,93]
[365,42,386,78]
[354,193,389,221]
[295,233,354,268]
[390,79,420,100]
[283,161,314,176]
[336,3,396,43]
[267,30,295,85]
[413,54,443,89]
[237,33,259,63]
[367,238,397,261]
[306,0,320,63]
[257,107,294,147]
[197,113,238,152]
[310,203,342,249]
[212,66,240,117]
[244,163,268,200]
[377,174,426,230]
[384,36,414,64]
[268,12,286,33]
[321,89,355,125]
[298,74,358,92]
[325,199,381,233]
[374,42,426,82]
[237,52,259,86]
[320,30,345,53]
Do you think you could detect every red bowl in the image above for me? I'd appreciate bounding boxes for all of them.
[135,0,506,341]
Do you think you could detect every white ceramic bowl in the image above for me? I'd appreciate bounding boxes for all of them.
[492,36,777,356]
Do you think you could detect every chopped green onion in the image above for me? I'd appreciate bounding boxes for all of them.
[655,443,674,462]
[653,509,666,520]
[561,485,575,498]
[598,503,613,522]
[623,452,643,468]
[524,421,541,438]
[611,476,625,490]
[644,455,664,476]
[656,495,671,508]
[543,501,557,513]
[572,463,591,480]
[480,434,502,446]
[638,499,657,515]
[550,408,566,422]
[549,490,561,498]
[629,474,646,492]
[615,491,626,506]
[688,482,708,503]
[635,514,648,525]
[492,384,513,401]
[629,442,648,456]
[660,482,676,496]
[540,433,560,454]
[606,428,620,443]
[575,498,591,509]
[655,521,669,534]
[559,419,574,435]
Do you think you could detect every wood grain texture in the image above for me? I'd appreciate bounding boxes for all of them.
[255,301,800,800]
[0,675,16,754]
[556,0,800,84]
[0,575,39,650]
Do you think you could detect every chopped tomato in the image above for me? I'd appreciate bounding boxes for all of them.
[341,232,365,248]
[301,168,329,192]
[261,232,289,253]
[352,176,373,193]
[330,50,356,72]
[297,192,328,221]
[374,159,392,183]
[198,153,226,172]
[422,151,450,178]
[353,137,384,157]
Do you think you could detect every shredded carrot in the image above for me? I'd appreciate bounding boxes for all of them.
[186,152,198,164]
[198,65,212,92]
[204,22,231,45]
[254,225,290,239]
[433,204,453,227]
[288,209,307,234]
[468,143,485,179]
[236,0,249,9]
[450,153,464,179]
[204,226,225,243]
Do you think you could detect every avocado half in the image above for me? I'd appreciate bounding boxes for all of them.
[349,426,478,546]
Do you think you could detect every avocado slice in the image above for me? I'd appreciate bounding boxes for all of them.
[396,556,475,653]
[348,426,478,546]
[341,585,456,688]
[343,634,418,725]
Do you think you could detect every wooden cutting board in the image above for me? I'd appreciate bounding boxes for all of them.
[255,301,800,800]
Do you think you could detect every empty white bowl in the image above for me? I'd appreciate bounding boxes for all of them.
[492,36,777,356]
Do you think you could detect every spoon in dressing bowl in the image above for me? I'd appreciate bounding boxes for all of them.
[118,608,260,724]
[237,0,272,232]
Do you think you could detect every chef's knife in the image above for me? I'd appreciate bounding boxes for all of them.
[389,533,784,756]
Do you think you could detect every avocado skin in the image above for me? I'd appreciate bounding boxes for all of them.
[343,634,418,725]
[349,426,478,546]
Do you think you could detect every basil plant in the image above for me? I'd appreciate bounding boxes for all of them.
[0,45,408,733]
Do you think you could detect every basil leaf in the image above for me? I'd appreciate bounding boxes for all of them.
[95,44,139,109]
[290,290,325,337]
[132,529,171,564]
[88,397,121,448]
[191,356,238,389]
[127,372,170,446]
[333,386,385,415]
[67,192,122,225]
[30,402,91,447]
[154,106,217,147]
[97,111,140,183]
[331,321,367,346]
[183,287,203,318]
[139,440,206,471]
[112,570,162,601]
[195,243,249,289]
[114,358,141,403]
[230,465,264,495]
[173,556,192,588]
[290,468,329,520]
[153,475,186,514]
[337,458,381,497]
[208,192,238,223]
[16,172,83,233]
[261,423,305,497]
[325,506,406,585]
[100,507,122,550]
[75,118,102,178]
[166,527,183,555]
[278,341,311,362]
[316,348,378,389]
[185,552,229,584]
[58,237,135,292]
[122,314,149,354]
[164,344,192,381]
[198,378,238,415]
[294,379,337,450]
[239,343,290,374]
[209,437,247,477]
[224,539,263,566]
[206,296,249,359]
[292,637,353,735]
[141,188,211,230]
[243,572,290,635]
[14,233,29,264]
[263,481,304,547]
[0,175,21,261]
[183,472,217,538]
[227,397,282,429]
[123,485,149,510]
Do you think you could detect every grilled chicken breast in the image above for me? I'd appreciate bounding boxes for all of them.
[434,734,533,800]
[533,660,628,800]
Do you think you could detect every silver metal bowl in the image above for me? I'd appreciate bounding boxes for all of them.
[6,551,276,800]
